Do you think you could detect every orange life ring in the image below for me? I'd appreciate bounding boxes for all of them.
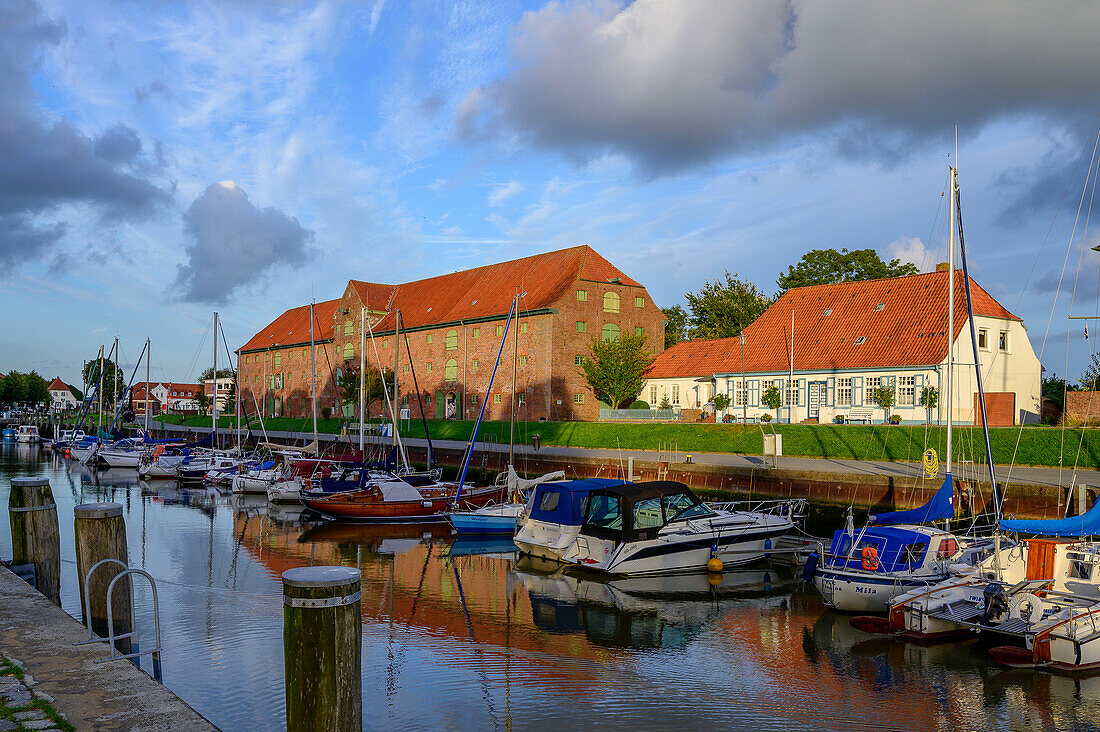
[861,546,879,571]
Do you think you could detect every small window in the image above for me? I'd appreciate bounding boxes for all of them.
[403,364,409,373]
[470,394,479,405]
[445,359,458,381]
[1071,560,1093,580]
[634,327,644,336]
[402,395,409,406]
[472,359,479,369]
[574,393,585,404]
[344,322,353,335]
[603,292,620,313]
[601,323,620,342]
[520,355,528,366]
[343,343,353,359]
[425,393,432,405]
[520,323,528,334]
[518,393,526,405]
[472,328,480,339]
[274,354,281,368]
[426,333,433,345]
[999,331,1009,352]
[426,363,433,372]
[635,296,644,309]
[650,385,657,403]
[446,329,458,351]
[577,290,587,302]
[978,329,988,350]
[382,338,388,348]
[494,394,502,404]
[538,491,560,512]
[854,336,866,345]
[576,321,587,333]
[874,303,885,312]
[496,325,504,336]
[822,308,833,316]
[575,355,584,366]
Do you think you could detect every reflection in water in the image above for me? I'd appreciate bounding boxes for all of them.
[1,443,1099,731]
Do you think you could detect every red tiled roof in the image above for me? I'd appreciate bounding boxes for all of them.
[349,281,396,313]
[646,270,1020,377]
[240,299,340,352]
[48,377,68,391]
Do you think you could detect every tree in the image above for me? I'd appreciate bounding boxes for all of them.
[662,305,689,349]
[685,271,772,340]
[775,248,919,292]
[338,367,360,411]
[711,393,731,419]
[919,385,939,424]
[762,384,782,422]
[581,332,654,409]
[1078,353,1100,390]
[194,390,209,414]
[222,379,236,414]
[659,395,672,410]
[870,385,896,421]
[0,371,26,405]
[199,366,236,381]
[363,367,395,415]
[25,371,49,406]
[83,358,123,403]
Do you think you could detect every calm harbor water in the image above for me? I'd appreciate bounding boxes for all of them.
[2,442,1098,731]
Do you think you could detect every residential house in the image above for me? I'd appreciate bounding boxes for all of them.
[47,377,82,411]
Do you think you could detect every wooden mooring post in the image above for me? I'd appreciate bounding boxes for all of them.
[7,477,61,606]
[74,502,132,655]
[283,566,362,732]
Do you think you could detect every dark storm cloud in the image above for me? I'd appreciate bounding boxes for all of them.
[458,0,1100,173]
[0,0,170,271]
[171,182,314,304]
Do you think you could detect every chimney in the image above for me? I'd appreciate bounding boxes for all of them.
[936,262,949,273]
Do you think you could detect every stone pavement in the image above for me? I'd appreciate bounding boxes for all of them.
[0,658,68,731]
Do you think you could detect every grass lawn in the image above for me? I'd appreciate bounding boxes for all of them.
[152,415,1100,469]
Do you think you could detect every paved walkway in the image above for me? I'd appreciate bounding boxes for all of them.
[161,423,1100,489]
[0,566,217,731]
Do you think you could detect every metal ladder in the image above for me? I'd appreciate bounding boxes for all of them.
[72,559,163,682]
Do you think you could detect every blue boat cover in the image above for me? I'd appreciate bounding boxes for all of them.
[528,478,629,526]
[870,473,954,525]
[1001,498,1100,537]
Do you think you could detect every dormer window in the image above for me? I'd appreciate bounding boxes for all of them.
[822,308,833,316]
[854,336,866,345]
[874,303,885,311]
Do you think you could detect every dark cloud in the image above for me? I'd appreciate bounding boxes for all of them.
[0,0,170,271]
[460,0,1100,173]
[171,182,314,304]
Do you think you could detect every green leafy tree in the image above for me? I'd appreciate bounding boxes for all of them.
[762,384,782,421]
[661,305,689,349]
[711,393,731,414]
[194,390,209,414]
[685,271,772,340]
[25,371,49,406]
[659,395,672,410]
[222,379,237,414]
[199,366,236,381]
[83,358,123,404]
[775,248,919,292]
[363,367,395,415]
[581,332,654,409]
[0,371,27,405]
[919,385,939,424]
[338,367,360,410]
[870,385,896,421]
[1078,353,1100,390]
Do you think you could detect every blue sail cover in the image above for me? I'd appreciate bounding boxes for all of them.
[1000,498,1100,537]
[870,473,954,525]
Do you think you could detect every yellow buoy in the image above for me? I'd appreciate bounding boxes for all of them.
[707,556,723,573]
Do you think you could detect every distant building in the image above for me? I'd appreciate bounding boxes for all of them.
[643,268,1041,425]
[131,382,203,414]
[47,377,82,411]
[202,376,235,413]
[238,246,667,421]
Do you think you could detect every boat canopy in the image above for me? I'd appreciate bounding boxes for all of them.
[1000,498,1100,537]
[869,473,954,525]
[527,478,629,527]
[579,481,714,543]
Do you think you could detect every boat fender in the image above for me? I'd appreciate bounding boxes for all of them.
[861,546,879,571]
[802,552,819,582]
[421,500,433,508]
[1009,593,1045,625]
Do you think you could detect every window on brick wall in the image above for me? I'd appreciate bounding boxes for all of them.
[603,292,620,313]
[403,364,409,373]
[496,325,504,336]
[575,355,584,366]
[635,296,644,308]
[382,338,388,348]
[344,321,353,335]
[343,343,353,359]
[577,290,587,302]
[446,330,457,350]
[470,394,479,405]
[445,359,457,382]
[576,321,587,332]
[899,375,915,405]
[602,323,620,342]
[574,393,584,404]
[837,378,852,406]
[426,363,433,372]
[635,327,644,336]
[274,353,281,368]
[426,333,433,345]
[472,359,479,369]
[494,394,502,404]
[520,355,528,367]
[518,393,526,405]
[472,327,480,339]
[520,322,528,333]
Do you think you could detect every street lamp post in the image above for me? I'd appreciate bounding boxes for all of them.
[740,334,747,424]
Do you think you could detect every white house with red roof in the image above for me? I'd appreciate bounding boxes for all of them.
[644,267,1041,426]
[47,377,82,411]
[131,382,203,414]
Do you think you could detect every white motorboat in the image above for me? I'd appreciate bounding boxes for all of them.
[98,438,148,468]
[15,425,41,443]
[560,481,799,576]
[514,478,630,562]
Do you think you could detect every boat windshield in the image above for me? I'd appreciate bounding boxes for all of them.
[586,494,622,531]
[662,492,710,522]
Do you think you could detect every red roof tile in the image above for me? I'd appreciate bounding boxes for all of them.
[240,299,340,352]
[48,377,68,391]
[646,270,1019,377]
[349,281,396,313]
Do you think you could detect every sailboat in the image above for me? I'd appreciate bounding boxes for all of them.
[804,165,999,613]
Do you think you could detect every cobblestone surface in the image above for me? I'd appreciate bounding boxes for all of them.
[1,654,67,732]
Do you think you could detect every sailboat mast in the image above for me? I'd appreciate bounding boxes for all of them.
[212,312,218,448]
[310,300,317,443]
[509,294,518,467]
[946,166,956,479]
[113,336,118,417]
[393,310,400,449]
[98,346,104,430]
[145,337,150,434]
[359,306,365,453]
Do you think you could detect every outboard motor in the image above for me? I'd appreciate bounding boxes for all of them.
[980,583,1009,625]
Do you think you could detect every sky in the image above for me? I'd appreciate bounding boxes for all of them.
[4,0,1100,389]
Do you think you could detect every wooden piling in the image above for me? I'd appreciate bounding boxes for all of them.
[74,502,132,655]
[7,477,61,606]
[283,566,362,732]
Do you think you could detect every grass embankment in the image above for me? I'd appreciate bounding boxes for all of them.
[154,415,1100,470]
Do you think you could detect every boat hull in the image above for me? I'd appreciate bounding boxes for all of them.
[814,567,945,613]
[448,504,523,534]
[302,484,504,522]
[514,518,583,562]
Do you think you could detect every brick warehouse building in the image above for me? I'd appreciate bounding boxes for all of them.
[237,246,667,421]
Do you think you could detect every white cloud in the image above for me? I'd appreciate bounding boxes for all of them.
[886,236,934,272]
[487,180,523,206]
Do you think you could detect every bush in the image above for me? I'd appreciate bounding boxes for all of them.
[761,413,773,422]
[321,406,332,420]
[889,415,901,425]
[629,400,650,410]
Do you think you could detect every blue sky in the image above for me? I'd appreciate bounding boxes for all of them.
[3,0,1100,388]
